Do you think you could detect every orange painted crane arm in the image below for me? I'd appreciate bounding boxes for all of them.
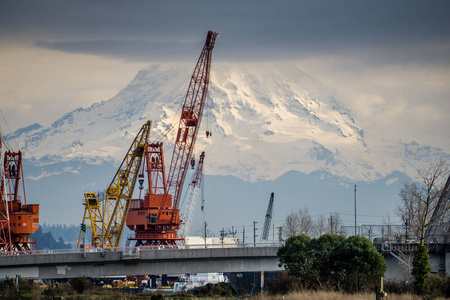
[165,31,218,211]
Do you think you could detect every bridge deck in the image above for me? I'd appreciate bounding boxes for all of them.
[0,246,282,280]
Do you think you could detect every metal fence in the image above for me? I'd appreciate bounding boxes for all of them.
[340,224,418,243]
[0,242,283,256]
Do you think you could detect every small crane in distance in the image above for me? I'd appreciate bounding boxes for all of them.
[180,151,205,238]
[262,192,274,241]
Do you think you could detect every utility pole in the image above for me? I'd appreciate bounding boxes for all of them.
[102,193,105,257]
[354,185,357,236]
[253,221,258,247]
[405,218,409,241]
[220,227,225,248]
[204,222,207,248]
[81,223,86,258]
[329,214,334,234]
[230,226,237,238]
[272,220,275,243]
[242,226,245,245]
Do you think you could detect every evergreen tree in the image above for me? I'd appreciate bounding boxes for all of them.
[277,234,386,293]
[412,245,431,295]
[31,226,71,249]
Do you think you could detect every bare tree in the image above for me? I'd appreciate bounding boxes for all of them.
[283,209,344,238]
[298,207,314,236]
[328,212,343,234]
[283,211,301,238]
[313,214,327,237]
[396,160,449,245]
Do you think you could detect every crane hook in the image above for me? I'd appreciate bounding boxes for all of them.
[138,174,144,190]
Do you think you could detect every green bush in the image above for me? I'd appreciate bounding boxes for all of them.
[0,276,36,299]
[151,292,165,300]
[264,272,302,295]
[71,276,93,294]
[426,274,444,298]
[412,245,431,295]
[442,277,450,298]
[192,283,235,297]
[277,235,386,293]
[330,236,387,293]
[384,280,414,294]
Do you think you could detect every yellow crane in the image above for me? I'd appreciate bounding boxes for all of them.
[78,121,152,249]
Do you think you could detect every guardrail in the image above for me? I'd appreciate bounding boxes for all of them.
[0,242,283,256]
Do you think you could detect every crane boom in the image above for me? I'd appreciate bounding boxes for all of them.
[103,121,152,247]
[0,131,12,251]
[125,31,218,247]
[78,121,152,248]
[262,193,274,241]
[166,31,218,212]
[426,174,450,242]
[180,151,205,237]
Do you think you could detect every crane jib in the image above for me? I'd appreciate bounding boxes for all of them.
[123,31,218,247]
[167,31,218,211]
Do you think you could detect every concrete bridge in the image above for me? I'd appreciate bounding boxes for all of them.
[2,243,450,282]
[0,246,282,280]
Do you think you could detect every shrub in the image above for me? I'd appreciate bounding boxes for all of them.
[151,293,165,300]
[384,280,414,294]
[412,245,431,295]
[426,274,444,298]
[329,236,387,293]
[71,276,93,294]
[264,272,302,295]
[192,283,235,297]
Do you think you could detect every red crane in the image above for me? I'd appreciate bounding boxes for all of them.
[0,135,39,252]
[126,31,218,246]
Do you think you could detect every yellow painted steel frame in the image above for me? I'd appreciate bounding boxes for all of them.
[77,192,103,249]
[78,121,152,249]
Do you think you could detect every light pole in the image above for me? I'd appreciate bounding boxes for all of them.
[204,222,207,248]
[405,218,409,241]
[253,221,258,247]
[354,185,357,235]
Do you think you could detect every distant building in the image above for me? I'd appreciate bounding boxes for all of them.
[184,236,239,248]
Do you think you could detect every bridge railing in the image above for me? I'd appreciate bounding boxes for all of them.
[0,242,283,256]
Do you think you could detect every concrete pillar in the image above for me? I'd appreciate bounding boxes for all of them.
[445,252,450,276]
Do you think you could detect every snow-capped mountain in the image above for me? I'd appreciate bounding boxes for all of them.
[5,61,449,228]
[7,62,448,183]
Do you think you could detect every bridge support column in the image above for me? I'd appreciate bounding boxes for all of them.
[445,253,450,276]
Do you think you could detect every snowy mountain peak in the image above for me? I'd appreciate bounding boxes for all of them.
[6,62,449,182]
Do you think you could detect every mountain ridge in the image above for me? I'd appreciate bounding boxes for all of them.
[4,62,449,183]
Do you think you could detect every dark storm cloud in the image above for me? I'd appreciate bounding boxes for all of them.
[34,40,202,62]
[2,0,450,63]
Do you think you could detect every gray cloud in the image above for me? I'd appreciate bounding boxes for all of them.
[34,40,202,62]
[2,0,449,64]
[1,0,450,152]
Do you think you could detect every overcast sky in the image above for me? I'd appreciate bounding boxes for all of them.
[1,0,449,151]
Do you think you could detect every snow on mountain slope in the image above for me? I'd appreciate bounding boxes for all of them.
[6,62,449,182]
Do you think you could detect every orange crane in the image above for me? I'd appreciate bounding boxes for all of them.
[126,31,218,246]
[0,131,39,252]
